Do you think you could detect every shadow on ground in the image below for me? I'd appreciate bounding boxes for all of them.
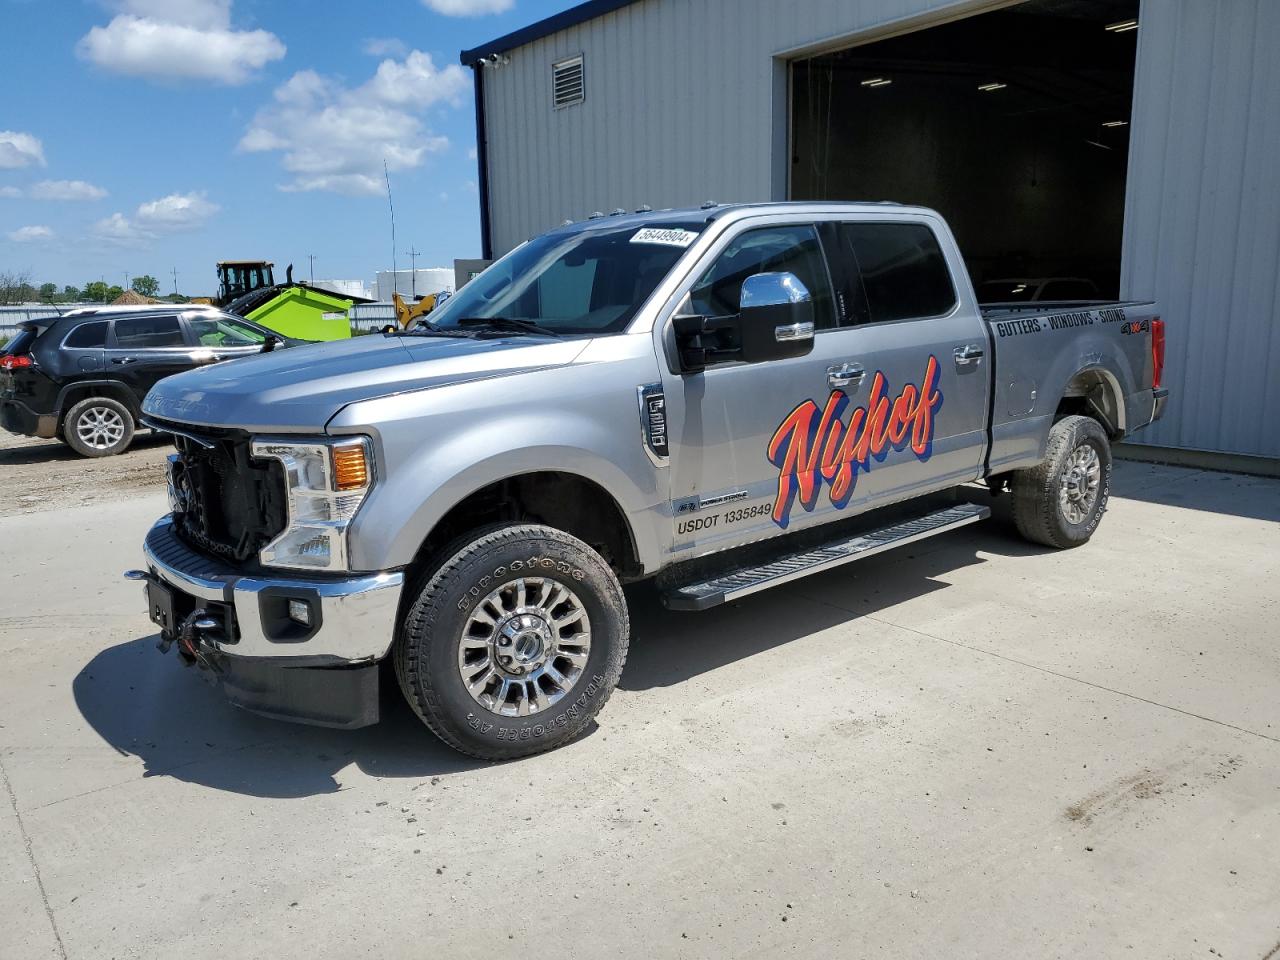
[1108,461,1280,523]
[73,639,490,799]
[73,504,1047,799]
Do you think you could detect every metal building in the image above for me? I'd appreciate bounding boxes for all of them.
[462,0,1280,466]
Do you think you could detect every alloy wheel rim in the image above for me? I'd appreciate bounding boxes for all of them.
[1058,443,1101,524]
[76,406,125,449]
[456,576,592,717]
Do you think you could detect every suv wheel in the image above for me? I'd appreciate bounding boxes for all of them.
[64,397,135,457]
[395,524,629,760]
[1011,414,1112,548]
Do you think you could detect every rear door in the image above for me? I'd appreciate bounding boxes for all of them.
[106,314,196,403]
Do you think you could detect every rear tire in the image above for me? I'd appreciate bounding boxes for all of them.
[63,397,134,457]
[395,524,629,760]
[1011,415,1111,549]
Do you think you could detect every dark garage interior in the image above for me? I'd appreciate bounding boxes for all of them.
[791,0,1139,301]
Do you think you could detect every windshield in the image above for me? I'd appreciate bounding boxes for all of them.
[428,222,703,336]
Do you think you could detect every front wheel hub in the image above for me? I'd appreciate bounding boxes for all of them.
[456,577,592,718]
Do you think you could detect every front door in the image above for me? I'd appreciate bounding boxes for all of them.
[106,314,197,403]
[658,215,989,561]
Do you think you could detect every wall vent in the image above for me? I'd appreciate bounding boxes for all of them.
[552,56,585,108]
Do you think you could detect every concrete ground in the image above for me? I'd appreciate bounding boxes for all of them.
[1,451,1277,959]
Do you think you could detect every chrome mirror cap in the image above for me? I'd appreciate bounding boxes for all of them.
[740,271,812,308]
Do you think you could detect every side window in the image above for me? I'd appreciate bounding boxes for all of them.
[65,321,108,349]
[844,222,957,323]
[112,316,185,349]
[188,316,267,347]
[689,224,836,330]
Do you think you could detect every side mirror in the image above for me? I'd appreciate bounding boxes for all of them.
[737,272,815,363]
[673,271,815,371]
[262,335,285,352]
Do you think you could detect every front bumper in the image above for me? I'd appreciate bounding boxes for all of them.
[135,517,404,728]
[0,398,57,438]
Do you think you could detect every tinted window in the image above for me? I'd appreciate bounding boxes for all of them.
[1039,279,1098,301]
[689,224,836,329]
[3,329,37,356]
[189,316,268,347]
[113,316,184,348]
[65,321,108,349]
[845,223,956,322]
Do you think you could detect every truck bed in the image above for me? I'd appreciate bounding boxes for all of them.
[980,299,1162,476]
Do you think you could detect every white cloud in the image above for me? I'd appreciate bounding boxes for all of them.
[136,190,219,229]
[92,190,219,246]
[422,0,514,15]
[0,186,22,198]
[31,179,108,201]
[8,225,54,242]
[239,51,467,196]
[362,37,407,58]
[467,146,478,160]
[0,131,46,169]
[77,0,285,85]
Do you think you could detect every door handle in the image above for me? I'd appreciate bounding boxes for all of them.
[827,362,865,389]
[954,344,985,366]
[112,356,138,365]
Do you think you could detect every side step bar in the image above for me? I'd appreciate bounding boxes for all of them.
[662,503,991,611]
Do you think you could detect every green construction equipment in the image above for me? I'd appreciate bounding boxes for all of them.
[202,261,371,341]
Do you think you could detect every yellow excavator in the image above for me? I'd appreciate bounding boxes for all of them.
[391,290,448,329]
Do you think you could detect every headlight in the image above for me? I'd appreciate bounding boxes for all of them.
[250,436,373,572]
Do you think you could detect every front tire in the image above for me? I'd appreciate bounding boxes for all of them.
[395,524,629,760]
[1011,414,1112,548]
[63,396,134,457]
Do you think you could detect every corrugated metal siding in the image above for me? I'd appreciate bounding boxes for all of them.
[480,0,1001,250]
[1122,0,1280,458]
[479,0,1280,459]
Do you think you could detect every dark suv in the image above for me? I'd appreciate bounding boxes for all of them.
[0,306,296,457]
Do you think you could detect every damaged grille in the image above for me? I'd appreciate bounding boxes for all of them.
[162,423,288,564]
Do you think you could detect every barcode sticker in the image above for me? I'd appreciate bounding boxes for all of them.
[631,228,699,248]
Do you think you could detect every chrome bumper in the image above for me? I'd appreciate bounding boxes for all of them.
[140,517,403,662]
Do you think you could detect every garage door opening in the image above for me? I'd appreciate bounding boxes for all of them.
[791,0,1138,301]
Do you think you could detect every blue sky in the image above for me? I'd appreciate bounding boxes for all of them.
[0,0,578,294]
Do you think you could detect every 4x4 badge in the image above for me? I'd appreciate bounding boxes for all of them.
[637,384,669,465]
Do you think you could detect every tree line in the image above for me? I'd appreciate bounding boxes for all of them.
[0,269,182,305]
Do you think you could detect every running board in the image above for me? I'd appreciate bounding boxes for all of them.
[662,502,991,611]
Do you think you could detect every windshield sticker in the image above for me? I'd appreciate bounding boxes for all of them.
[767,356,944,528]
[631,228,699,248]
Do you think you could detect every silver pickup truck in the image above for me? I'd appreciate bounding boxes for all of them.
[129,202,1167,759]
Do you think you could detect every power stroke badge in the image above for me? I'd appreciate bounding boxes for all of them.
[637,384,669,463]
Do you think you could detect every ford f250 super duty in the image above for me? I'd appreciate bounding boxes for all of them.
[126,202,1168,759]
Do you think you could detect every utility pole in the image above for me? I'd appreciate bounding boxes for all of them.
[124,271,130,293]
[307,254,316,285]
[171,267,179,297]
[405,246,420,297]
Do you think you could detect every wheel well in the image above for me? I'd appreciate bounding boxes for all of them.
[60,383,138,423]
[410,472,642,583]
[1056,369,1124,438]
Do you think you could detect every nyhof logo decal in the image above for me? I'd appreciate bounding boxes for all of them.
[766,356,944,527]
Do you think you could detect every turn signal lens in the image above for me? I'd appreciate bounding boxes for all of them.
[332,441,369,491]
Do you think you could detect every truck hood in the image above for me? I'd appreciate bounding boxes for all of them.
[142,333,588,432]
